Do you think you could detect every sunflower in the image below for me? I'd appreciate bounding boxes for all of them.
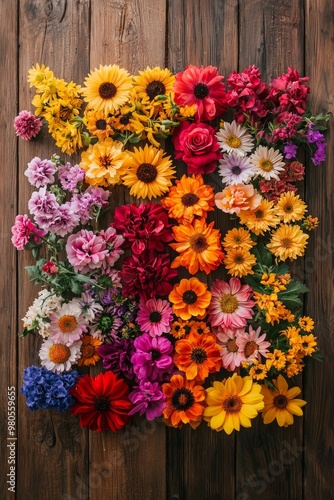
[204,373,264,434]
[223,227,255,251]
[170,218,225,275]
[133,66,175,101]
[161,174,215,223]
[223,248,256,277]
[267,224,309,261]
[216,121,254,156]
[250,145,285,180]
[122,144,175,199]
[82,64,132,115]
[275,191,307,223]
[298,316,314,332]
[238,199,280,236]
[261,375,306,427]
[162,374,206,429]
[77,335,102,367]
[84,110,114,141]
[169,277,212,321]
[174,331,222,382]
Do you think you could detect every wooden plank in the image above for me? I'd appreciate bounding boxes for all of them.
[89,1,167,499]
[304,1,334,498]
[167,1,238,499]
[0,2,19,499]
[16,1,90,499]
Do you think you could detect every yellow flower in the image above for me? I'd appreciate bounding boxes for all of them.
[249,361,268,380]
[238,199,280,236]
[84,110,114,140]
[300,334,317,356]
[133,66,175,101]
[223,227,255,251]
[276,192,307,223]
[298,316,314,332]
[223,248,256,277]
[267,224,309,261]
[266,349,286,370]
[261,375,306,427]
[204,373,264,434]
[28,63,54,88]
[78,335,102,367]
[80,138,127,187]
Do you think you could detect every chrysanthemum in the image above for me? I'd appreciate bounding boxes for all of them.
[266,349,287,370]
[99,338,136,380]
[49,301,88,344]
[214,327,245,371]
[169,319,189,339]
[188,320,211,336]
[267,224,309,261]
[80,138,127,187]
[169,277,212,321]
[70,371,132,432]
[236,325,271,363]
[14,110,43,141]
[275,191,307,223]
[161,174,215,223]
[84,110,114,141]
[208,277,255,329]
[39,338,82,373]
[170,218,225,275]
[174,331,222,382]
[133,66,175,101]
[77,335,102,367]
[223,248,256,277]
[248,361,268,380]
[122,144,175,200]
[204,373,264,434]
[238,199,280,236]
[216,121,254,156]
[137,297,173,337]
[82,64,132,115]
[223,227,255,252]
[218,152,255,185]
[261,375,306,427]
[162,374,206,428]
[250,145,285,180]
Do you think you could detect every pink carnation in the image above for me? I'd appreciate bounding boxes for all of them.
[11,214,46,250]
[13,110,42,141]
[66,230,108,273]
[98,227,124,268]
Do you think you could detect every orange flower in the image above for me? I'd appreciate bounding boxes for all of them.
[161,174,215,223]
[215,184,262,215]
[170,218,225,274]
[78,335,102,367]
[174,331,222,382]
[162,374,206,428]
[169,277,212,320]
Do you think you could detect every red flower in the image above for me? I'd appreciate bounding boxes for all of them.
[269,67,310,115]
[42,261,59,274]
[173,122,222,174]
[173,65,227,122]
[70,371,132,432]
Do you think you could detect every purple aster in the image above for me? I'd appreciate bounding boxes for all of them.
[58,162,86,192]
[24,157,56,188]
[14,110,42,141]
[128,380,166,420]
[131,333,173,382]
[98,338,135,380]
[283,142,298,159]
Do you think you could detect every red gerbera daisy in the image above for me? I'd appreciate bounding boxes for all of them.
[70,371,132,432]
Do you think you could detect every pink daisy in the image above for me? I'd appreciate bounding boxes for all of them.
[137,298,173,337]
[214,327,245,371]
[173,65,227,122]
[207,277,255,329]
[236,325,271,362]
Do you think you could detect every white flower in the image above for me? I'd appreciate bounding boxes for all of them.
[250,145,285,180]
[218,152,255,185]
[49,299,89,344]
[39,338,82,373]
[216,121,254,156]
[22,289,63,337]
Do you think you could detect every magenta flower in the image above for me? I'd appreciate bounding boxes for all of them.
[131,333,173,382]
[99,338,135,380]
[11,214,46,250]
[66,229,108,273]
[42,261,59,274]
[24,157,56,188]
[70,187,110,225]
[137,297,173,337]
[13,110,42,141]
[128,380,166,420]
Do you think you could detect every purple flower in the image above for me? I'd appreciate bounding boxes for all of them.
[312,141,327,165]
[25,157,56,187]
[28,187,59,223]
[99,338,135,380]
[11,214,46,250]
[306,124,324,144]
[44,202,80,237]
[14,110,42,141]
[131,333,173,382]
[283,142,298,159]
[128,380,166,420]
[58,162,86,192]
[70,187,110,225]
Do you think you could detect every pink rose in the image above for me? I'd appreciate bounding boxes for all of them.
[173,122,222,174]
[11,214,46,250]
[66,229,108,273]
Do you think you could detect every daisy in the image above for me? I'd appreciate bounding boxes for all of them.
[84,110,114,141]
[77,335,102,367]
[275,191,307,223]
[133,66,175,101]
[49,300,88,344]
[39,338,82,373]
[236,325,271,363]
[207,277,255,329]
[267,224,309,261]
[122,144,175,200]
[216,121,254,156]
[215,327,245,371]
[238,199,280,235]
[223,227,255,251]
[137,297,174,337]
[223,248,257,277]
[82,64,133,115]
[169,277,212,321]
[218,152,255,185]
[250,145,285,180]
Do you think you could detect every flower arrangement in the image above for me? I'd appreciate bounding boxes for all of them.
[13,63,327,434]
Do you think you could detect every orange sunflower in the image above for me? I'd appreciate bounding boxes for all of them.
[174,331,222,382]
[170,218,225,274]
[162,374,206,428]
[169,277,212,320]
[78,335,102,367]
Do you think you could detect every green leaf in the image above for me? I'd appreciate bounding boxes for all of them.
[252,243,273,268]
[70,280,83,294]
[279,295,303,309]
[243,275,265,293]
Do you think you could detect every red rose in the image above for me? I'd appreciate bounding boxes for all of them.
[173,122,222,174]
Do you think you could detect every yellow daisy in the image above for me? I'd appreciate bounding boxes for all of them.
[133,66,175,101]
[84,110,114,140]
[267,224,309,261]
[223,248,256,277]
[248,361,268,380]
[238,199,280,236]
[276,192,307,223]
[223,227,255,251]
[298,316,314,332]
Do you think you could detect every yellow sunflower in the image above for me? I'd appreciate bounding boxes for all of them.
[267,224,309,261]
[223,248,256,277]
[122,144,175,199]
[84,110,114,140]
[82,64,132,115]
[275,192,307,223]
[238,199,280,236]
[133,66,175,101]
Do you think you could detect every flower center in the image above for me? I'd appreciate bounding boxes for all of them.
[57,315,78,333]
[226,135,241,148]
[99,82,117,99]
[120,115,130,125]
[136,163,158,183]
[189,233,208,253]
[193,83,209,99]
[191,347,208,364]
[234,253,244,264]
[151,349,161,361]
[149,311,162,323]
[231,165,242,175]
[244,341,258,358]
[219,294,239,313]
[273,394,288,409]
[181,192,199,207]
[260,159,273,172]
[222,395,242,413]
[182,290,198,305]
[99,154,113,167]
[281,237,292,248]
[94,396,111,412]
[226,339,238,353]
[171,388,195,410]
[96,119,107,130]
[99,314,114,334]
[283,204,293,213]
[49,344,71,364]
[81,344,96,358]
[146,80,166,99]
[255,210,264,219]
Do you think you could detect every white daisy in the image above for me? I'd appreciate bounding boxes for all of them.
[218,152,255,185]
[49,299,89,344]
[39,338,82,373]
[250,145,285,180]
[216,120,254,156]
